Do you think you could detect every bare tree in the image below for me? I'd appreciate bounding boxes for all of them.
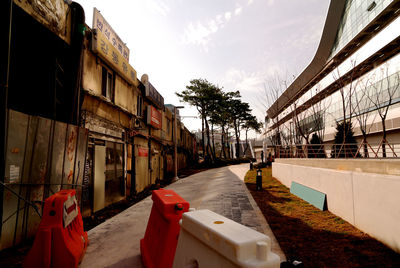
[353,75,375,157]
[368,66,399,157]
[291,100,312,145]
[262,73,293,157]
[332,59,361,156]
[332,60,360,124]
[310,84,331,142]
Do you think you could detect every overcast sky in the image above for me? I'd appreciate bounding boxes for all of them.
[76,0,330,138]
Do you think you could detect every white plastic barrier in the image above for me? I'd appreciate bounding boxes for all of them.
[173,209,280,268]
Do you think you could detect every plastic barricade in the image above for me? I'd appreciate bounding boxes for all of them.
[141,189,190,268]
[173,209,280,268]
[23,189,88,268]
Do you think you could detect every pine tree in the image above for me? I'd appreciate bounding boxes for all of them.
[331,121,360,158]
[309,133,326,158]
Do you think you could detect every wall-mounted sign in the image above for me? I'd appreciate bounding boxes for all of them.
[14,0,71,44]
[138,147,148,157]
[147,106,162,129]
[144,82,164,109]
[92,29,138,86]
[92,8,130,61]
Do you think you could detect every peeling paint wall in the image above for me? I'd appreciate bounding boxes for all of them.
[114,76,136,115]
[150,141,163,184]
[82,48,102,96]
[134,137,149,193]
[14,0,72,43]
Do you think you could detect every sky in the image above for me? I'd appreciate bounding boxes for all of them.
[76,0,330,138]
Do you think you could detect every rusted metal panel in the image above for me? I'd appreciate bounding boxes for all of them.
[14,115,38,247]
[62,124,78,189]
[49,120,67,194]
[1,185,20,249]
[73,128,89,204]
[1,111,29,249]
[26,116,52,239]
[1,110,89,250]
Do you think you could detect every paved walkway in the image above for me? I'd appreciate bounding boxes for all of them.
[80,164,285,268]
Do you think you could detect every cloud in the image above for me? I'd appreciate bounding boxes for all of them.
[146,0,170,17]
[247,0,254,5]
[221,65,287,93]
[182,11,232,51]
[285,14,325,52]
[234,6,243,16]
[222,68,264,92]
[181,2,249,51]
[224,11,232,21]
[182,21,212,49]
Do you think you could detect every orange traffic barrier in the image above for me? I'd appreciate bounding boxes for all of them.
[141,189,190,268]
[23,189,88,268]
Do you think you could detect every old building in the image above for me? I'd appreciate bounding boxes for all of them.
[0,1,197,250]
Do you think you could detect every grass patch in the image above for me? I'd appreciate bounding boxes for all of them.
[245,167,400,267]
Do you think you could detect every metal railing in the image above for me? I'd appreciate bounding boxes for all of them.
[268,142,399,159]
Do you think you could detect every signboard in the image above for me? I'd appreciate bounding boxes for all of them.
[147,106,162,129]
[144,82,164,109]
[92,29,138,86]
[138,147,149,157]
[92,8,130,61]
[14,0,71,44]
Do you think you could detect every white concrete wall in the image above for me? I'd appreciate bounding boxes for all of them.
[274,158,400,176]
[272,162,400,253]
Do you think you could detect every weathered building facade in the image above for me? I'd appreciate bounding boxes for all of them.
[0,1,197,250]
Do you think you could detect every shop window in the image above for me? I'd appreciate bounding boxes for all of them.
[105,141,124,206]
[102,66,114,101]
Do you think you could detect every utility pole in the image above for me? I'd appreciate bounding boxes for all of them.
[173,106,184,182]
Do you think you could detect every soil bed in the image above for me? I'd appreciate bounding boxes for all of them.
[245,167,400,267]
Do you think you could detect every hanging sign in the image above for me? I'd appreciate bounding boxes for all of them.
[92,8,130,61]
[138,147,149,157]
[92,29,138,86]
[147,106,162,129]
[144,82,164,109]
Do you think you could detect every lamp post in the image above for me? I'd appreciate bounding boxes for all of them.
[256,168,262,191]
[173,106,184,182]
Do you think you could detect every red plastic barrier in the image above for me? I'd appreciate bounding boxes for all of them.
[23,189,88,268]
[141,189,190,268]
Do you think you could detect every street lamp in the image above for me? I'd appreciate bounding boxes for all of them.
[173,106,184,182]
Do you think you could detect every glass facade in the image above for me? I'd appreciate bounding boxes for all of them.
[325,71,400,127]
[330,0,394,58]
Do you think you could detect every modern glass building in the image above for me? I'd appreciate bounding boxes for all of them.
[265,0,400,157]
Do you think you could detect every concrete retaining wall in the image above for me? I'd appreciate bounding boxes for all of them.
[272,161,400,253]
[274,158,400,176]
